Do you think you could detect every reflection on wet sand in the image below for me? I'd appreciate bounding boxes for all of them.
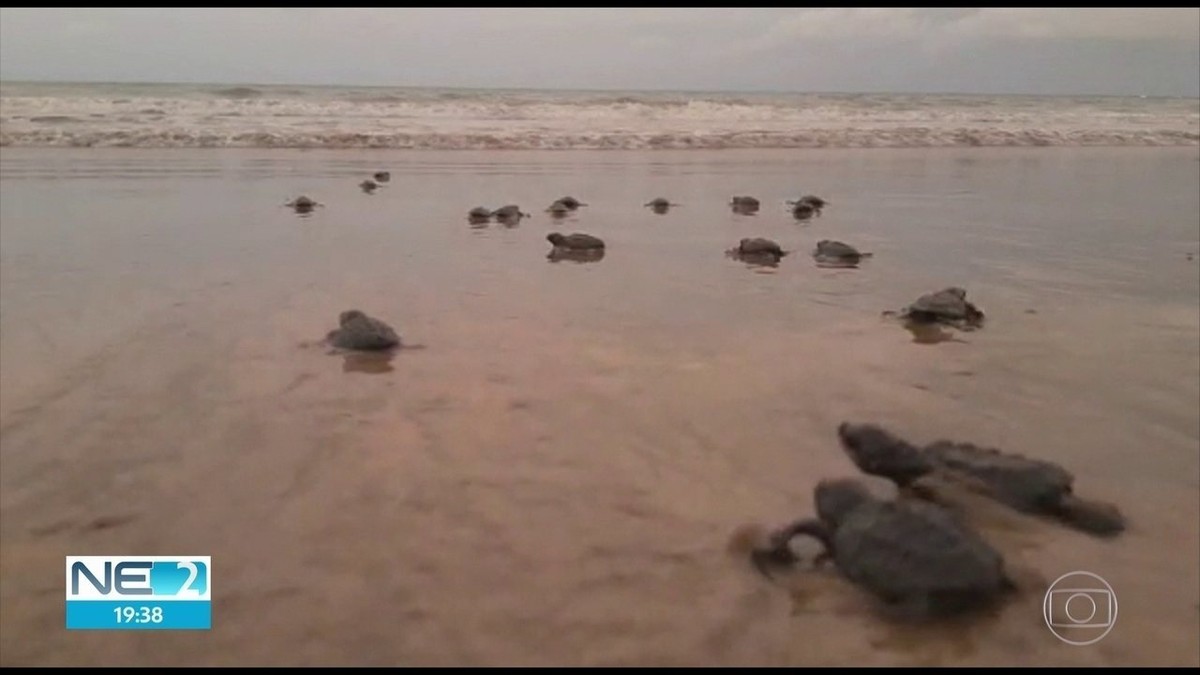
[902,320,969,345]
[341,351,395,374]
[725,250,782,269]
[547,248,606,264]
[815,259,861,270]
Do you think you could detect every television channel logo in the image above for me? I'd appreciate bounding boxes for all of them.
[1043,571,1117,645]
[66,556,211,630]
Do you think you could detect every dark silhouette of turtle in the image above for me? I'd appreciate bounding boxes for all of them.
[751,478,1015,618]
[730,196,760,214]
[922,440,1126,536]
[467,206,493,223]
[727,238,787,267]
[546,200,572,217]
[896,287,985,330]
[360,180,378,194]
[374,171,390,183]
[644,197,679,214]
[737,238,785,257]
[837,422,1126,537]
[492,205,529,223]
[285,196,323,214]
[788,195,828,215]
[557,196,587,210]
[814,240,872,267]
[324,310,401,352]
[791,201,817,220]
[547,232,605,252]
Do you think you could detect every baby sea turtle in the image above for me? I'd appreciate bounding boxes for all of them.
[557,196,587,210]
[752,478,1015,618]
[285,195,323,214]
[922,440,1126,536]
[813,240,871,267]
[374,171,390,183]
[897,287,985,330]
[360,180,378,194]
[547,232,605,251]
[492,205,529,222]
[838,422,1126,537]
[324,310,401,352]
[468,206,493,222]
[546,200,572,217]
[736,237,785,258]
[791,201,817,220]
[730,196,760,214]
[788,195,828,214]
[727,237,788,267]
[644,197,679,213]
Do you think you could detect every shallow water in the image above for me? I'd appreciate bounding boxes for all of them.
[1,147,1198,666]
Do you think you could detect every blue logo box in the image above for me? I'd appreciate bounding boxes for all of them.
[66,556,211,630]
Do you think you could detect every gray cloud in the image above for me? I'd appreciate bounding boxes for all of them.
[1,8,1196,96]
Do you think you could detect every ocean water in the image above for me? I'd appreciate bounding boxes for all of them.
[1,81,1198,149]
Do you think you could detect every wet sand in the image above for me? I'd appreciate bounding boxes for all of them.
[1,147,1198,666]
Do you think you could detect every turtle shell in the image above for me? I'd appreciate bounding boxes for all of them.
[923,440,1074,512]
[329,311,401,351]
[814,240,861,260]
[550,233,605,250]
[908,287,974,319]
[738,238,784,256]
[832,498,1009,607]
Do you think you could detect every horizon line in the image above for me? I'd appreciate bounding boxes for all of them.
[1,77,1196,101]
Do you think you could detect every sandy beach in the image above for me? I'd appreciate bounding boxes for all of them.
[1,146,1198,666]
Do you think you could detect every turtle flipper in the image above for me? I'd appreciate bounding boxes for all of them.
[748,518,832,580]
[1053,494,1126,537]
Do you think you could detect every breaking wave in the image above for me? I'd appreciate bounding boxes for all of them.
[2,128,1196,149]
[2,82,1196,150]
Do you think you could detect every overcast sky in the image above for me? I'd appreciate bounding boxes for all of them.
[1,8,1197,96]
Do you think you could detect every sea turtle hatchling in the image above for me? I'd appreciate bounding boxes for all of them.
[727,237,788,267]
[546,232,605,251]
[359,180,378,194]
[921,439,1126,536]
[730,196,761,214]
[791,201,817,220]
[737,237,786,257]
[323,310,401,352]
[644,197,679,213]
[492,205,530,222]
[896,287,985,330]
[813,240,871,267]
[546,200,572,217]
[751,478,1016,618]
[837,422,1126,537]
[788,195,828,214]
[373,171,390,183]
[557,196,587,210]
[285,195,323,214]
[467,206,493,222]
